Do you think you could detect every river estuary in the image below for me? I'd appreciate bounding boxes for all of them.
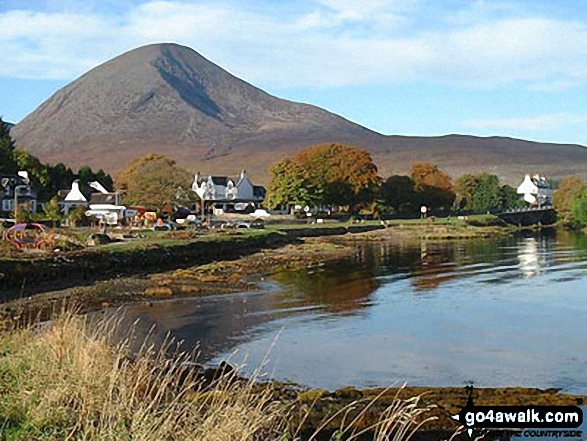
[120,230,587,393]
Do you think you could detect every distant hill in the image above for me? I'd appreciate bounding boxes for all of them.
[12,43,587,184]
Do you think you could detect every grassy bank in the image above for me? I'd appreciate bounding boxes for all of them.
[0,230,291,297]
[343,215,518,241]
[267,215,519,241]
[1,311,583,440]
[0,311,436,440]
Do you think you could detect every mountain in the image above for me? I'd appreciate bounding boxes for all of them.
[12,43,587,184]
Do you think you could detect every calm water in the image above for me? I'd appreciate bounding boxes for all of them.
[120,231,587,393]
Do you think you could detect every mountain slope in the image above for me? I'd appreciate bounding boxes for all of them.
[12,43,587,183]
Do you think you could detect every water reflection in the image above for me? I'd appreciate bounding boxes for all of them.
[120,231,587,392]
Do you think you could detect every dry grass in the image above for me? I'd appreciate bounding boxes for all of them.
[0,311,436,440]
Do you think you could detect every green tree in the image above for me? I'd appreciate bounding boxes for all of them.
[267,159,321,209]
[499,185,519,210]
[379,175,417,213]
[0,120,115,204]
[474,174,501,211]
[455,174,478,210]
[0,117,17,174]
[78,165,94,184]
[67,205,86,227]
[43,196,62,225]
[94,169,114,191]
[116,154,193,209]
[456,173,514,212]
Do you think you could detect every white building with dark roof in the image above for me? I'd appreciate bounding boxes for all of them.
[191,170,266,214]
[517,174,553,207]
[61,180,126,224]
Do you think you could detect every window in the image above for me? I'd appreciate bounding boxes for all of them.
[2,199,12,212]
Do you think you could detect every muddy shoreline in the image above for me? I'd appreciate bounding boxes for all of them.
[0,237,355,323]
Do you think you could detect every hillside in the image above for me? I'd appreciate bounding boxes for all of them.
[12,43,587,184]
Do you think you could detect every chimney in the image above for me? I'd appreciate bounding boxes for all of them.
[192,172,201,192]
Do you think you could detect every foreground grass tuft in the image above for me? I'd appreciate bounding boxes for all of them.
[0,312,435,440]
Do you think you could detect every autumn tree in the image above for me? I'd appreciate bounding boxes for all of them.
[268,144,379,211]
[411,163,455,211]
[571,188,587,228]
[116,153,193,209]
[553,177,587,227]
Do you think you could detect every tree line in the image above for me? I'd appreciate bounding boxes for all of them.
[553,177,587,229]
[268,143,521,216]
[0,118,113,201]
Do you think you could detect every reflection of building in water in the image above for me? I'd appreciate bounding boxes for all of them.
[517,236,554,278]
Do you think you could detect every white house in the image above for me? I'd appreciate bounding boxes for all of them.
[62,180,126,224]
[191,170,266,214]
[517,174,553,207]
[85,182,126,225]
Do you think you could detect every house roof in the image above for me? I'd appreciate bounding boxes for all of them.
[253,186,266,197]
[211,176,229,186]
[0,174,37,198]
[90,193,118,205]
[196,175,242,187]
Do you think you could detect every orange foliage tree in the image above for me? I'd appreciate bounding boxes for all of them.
[410,162,456,211]
[268,143,380,211]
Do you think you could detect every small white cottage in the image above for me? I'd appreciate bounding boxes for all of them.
[62,180,126,224]
[516,174,553,207]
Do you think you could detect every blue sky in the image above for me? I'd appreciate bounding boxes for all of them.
[1,0,587,145]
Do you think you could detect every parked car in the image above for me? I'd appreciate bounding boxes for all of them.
[184,218,206,230]
[250,219,266,229]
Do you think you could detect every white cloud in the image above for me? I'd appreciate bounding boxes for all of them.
[1,0,587,91]
[465,113,587,131]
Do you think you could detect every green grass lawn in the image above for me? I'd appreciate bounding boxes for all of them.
[267,214,497,230]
